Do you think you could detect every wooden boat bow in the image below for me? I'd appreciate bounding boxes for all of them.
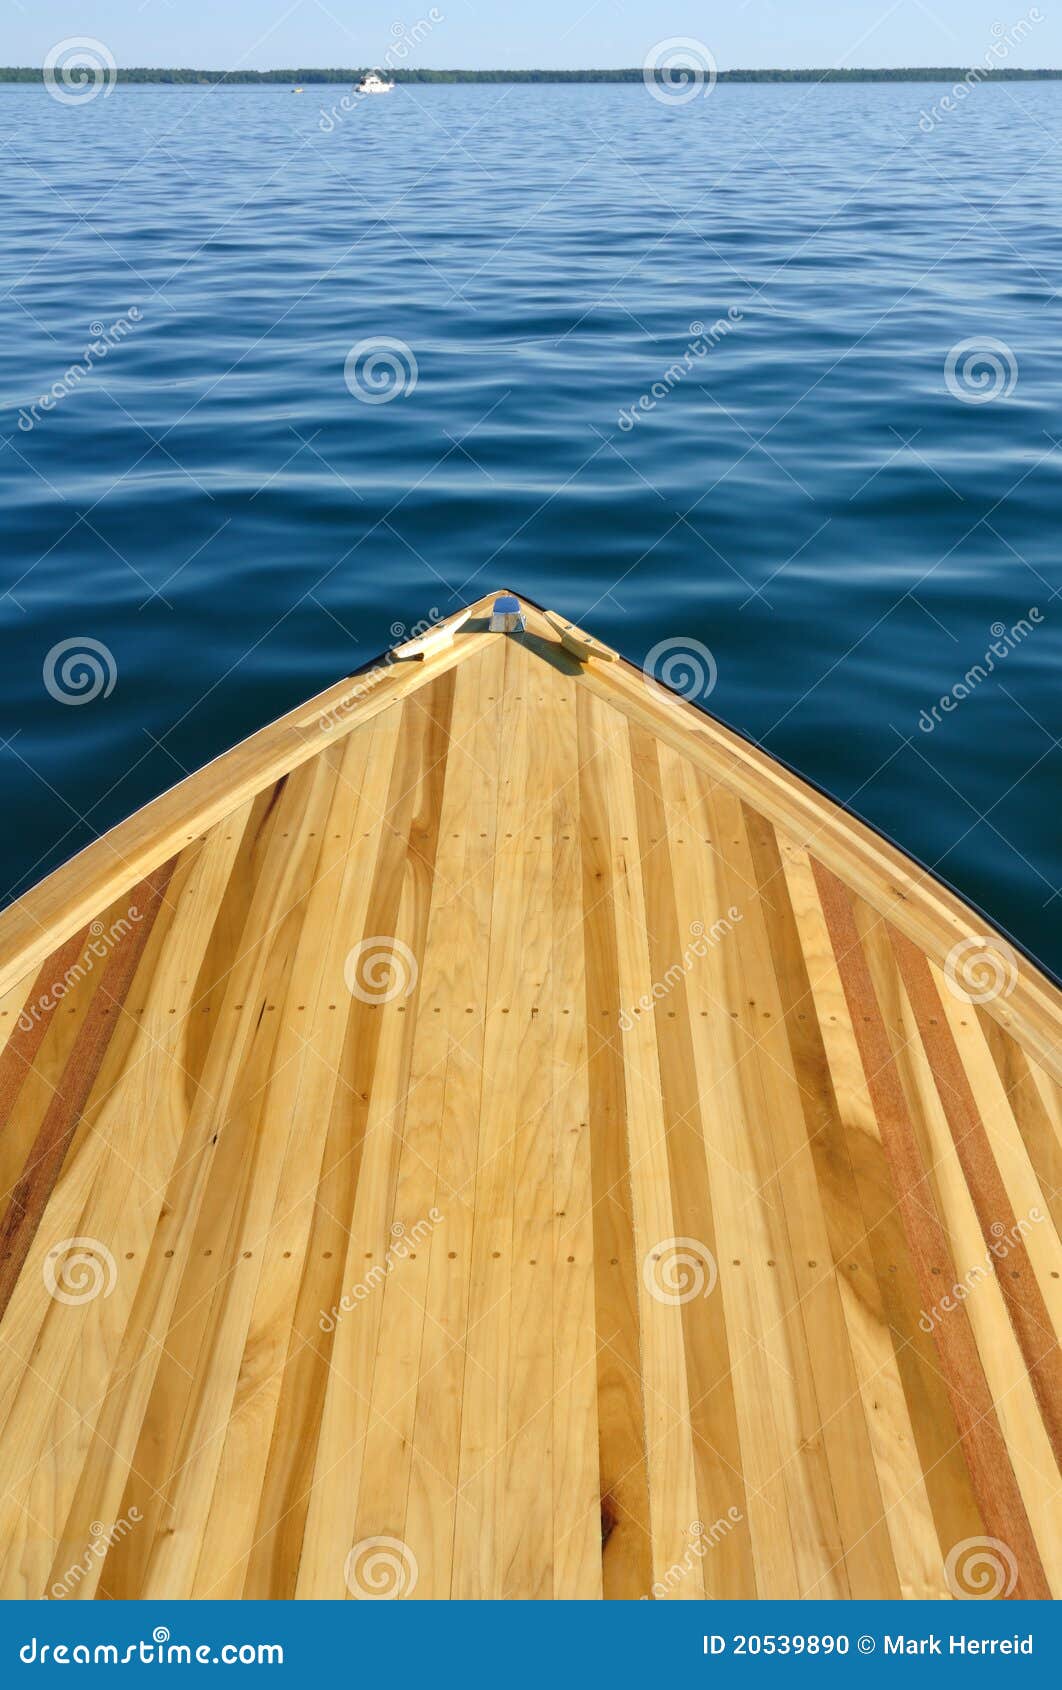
[0,589,1059,1600]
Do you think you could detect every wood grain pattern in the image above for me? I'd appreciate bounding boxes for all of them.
[0,596,1060,1601]
[0,868,174,1325]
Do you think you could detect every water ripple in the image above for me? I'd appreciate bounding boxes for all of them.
[1,80,1060,962]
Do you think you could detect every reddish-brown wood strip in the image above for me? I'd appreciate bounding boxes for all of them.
[890,926,1062,1466]
[0,861,176,1321]
[812,858,1050,1600]
[0,929,92,1135]
[979,1012,1062,1237]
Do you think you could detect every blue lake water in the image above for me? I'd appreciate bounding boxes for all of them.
[1,79,1060,968]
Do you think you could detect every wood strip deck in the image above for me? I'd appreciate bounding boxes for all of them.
[0,593,1059,1600]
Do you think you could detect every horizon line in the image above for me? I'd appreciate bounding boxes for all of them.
[5,65,1062,82]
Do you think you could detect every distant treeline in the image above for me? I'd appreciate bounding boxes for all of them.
[4,66,1062,84]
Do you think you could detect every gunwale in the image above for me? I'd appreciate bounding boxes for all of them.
[2,590,1060,1081]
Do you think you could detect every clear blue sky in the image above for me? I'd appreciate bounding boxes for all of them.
[7,0,1061,71]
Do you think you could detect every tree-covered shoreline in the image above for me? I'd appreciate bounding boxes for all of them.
[4,65,1062,85]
